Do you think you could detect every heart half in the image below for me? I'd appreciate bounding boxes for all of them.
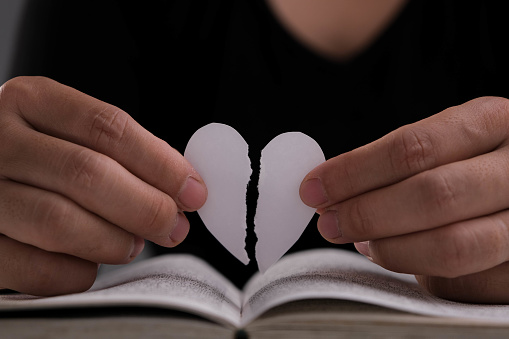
[184,123,251,265]
[255,132,325,272]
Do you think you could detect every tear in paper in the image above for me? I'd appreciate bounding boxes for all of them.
[184,123,251,265]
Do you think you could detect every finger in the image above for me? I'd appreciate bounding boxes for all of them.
[301,96,509,208]
[353,209,509,279]
[0,179,145,264]
[1,118,189,247]
[416,262,509,304]
[0,235,98,296]
[0,76,206,211]
[320,147,509,241]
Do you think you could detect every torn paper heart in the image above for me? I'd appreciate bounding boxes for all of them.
[184,123,325,272]
[254,132,325,272]
[184,123,251,265]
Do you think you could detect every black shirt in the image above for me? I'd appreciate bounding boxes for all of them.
[10,0,509,287]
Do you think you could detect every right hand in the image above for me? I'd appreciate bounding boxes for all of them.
[0,77,207,296]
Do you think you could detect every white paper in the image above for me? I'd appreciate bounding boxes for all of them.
[0,255,243,328]
[240,249,509,327]
[184,123,251,265]
[254,132,325,272]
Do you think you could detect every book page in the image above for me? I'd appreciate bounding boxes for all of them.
[0,255,243,328]
[240,249,509,327]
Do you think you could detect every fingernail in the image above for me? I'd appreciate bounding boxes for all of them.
[130,236,145,259]
[354,241,372,260]
[178,176,207,210]
[301,178,328,207]
[170,213,189,244]
[318,210,341,240]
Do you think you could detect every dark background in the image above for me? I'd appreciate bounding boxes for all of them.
[3,1,509,288]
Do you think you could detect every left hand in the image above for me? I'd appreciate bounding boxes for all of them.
[300,97,509,303]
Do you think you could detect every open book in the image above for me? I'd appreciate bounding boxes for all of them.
[2,249,509,337]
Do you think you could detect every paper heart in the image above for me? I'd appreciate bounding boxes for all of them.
[184,123,325,272]
[254,132,325,272]
[184,123,251,265]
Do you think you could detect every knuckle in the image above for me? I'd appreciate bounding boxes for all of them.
[0,77,50,168]
[87,105,130,149]
[487,215,509,259]
[108,241,136,264]
[482,96,509,132]
[0,76,49,109]
[419,170,457,216]
[86,234,135,264]
[0,77,28,114]
[344,197,376,239]
[331,154,359,198]
[472,96,509,117]
[388,126,438,175]
[0,76,32,98]
[141,194,177,238]
[63,149,107,191]
[29,194,135,265]
[32,197,72,251]
[456,97,509,142]
[0,77,21,103]
[491,96,509,116]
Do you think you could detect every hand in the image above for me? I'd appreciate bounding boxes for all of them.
[300,97,509,303]
[0,77,207,296]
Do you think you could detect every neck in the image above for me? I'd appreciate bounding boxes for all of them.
[266,0,408,61]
